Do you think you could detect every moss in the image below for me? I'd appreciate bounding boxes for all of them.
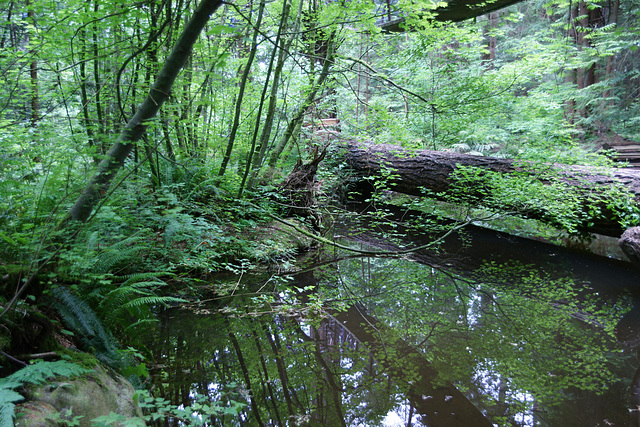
[57,348,102,371]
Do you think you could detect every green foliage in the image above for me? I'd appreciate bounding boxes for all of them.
[0,0,639,424]
[52,287,122,368]
[4,360,91,386]
[444,164,640,234]
[0,385,23,427]
[0,360,91,427]
[327,252,627,421]
[90,389,247,426]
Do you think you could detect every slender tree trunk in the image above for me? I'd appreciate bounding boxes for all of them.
[92,0,105,141]
[264,323,297,425]
[141,6,163,186]
[79,26,98,161]
[603,0,619,107]
[564,4,578,124]
[481,12,497,70]
[251,328,284,425]
[218,0,266,177]
[29,53,38,126]
[237,12,282,195]
[26,0,38,126]
[69,0,224,222]
[310,325,347,427]
[265,36,336,174]
[161,111,176,162]
[239,0,295,195]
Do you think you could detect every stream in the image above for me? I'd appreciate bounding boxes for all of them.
[141,205,640,426]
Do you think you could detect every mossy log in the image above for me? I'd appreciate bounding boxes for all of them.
[345,142,640,237]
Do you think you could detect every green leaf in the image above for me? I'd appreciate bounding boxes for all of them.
[208,25,240,35]
[91,412,148,426]
[6,360,91,386]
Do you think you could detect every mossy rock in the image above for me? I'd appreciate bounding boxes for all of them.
[15,365,142,427]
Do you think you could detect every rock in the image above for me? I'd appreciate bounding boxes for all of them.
[15,365,142,427]
[620,227,640,267]
[13,402,58,427]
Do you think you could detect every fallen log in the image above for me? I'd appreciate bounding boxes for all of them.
[345,141,640,238]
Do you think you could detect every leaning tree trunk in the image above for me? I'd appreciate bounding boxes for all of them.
[345,141,640,237]
[68,0,224,222]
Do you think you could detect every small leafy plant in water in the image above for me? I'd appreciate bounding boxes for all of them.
[90,389,246,426]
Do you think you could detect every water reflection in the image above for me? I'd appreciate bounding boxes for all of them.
[142,246,636,426]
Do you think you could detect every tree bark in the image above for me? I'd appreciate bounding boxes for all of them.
[69,0,224,222]
[265,34,336,174]
[481,12,498,70]
[345,142,640,237]
[238,0,291,197]
[218,0,266,177]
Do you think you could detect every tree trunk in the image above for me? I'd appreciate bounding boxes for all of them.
[481,12,498,70]
[69,0,224,222]
[26,0,38,126]
[238,0,292,197]
[345,142,640,237]
[244,0,302,192]
[603,0,619,107]
[218,0,266,177]
[265,34,337,175]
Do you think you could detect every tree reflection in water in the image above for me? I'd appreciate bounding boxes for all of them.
[142,249,634,426]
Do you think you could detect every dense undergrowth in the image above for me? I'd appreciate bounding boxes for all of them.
[0,0,638,422]
[0,157,320,424]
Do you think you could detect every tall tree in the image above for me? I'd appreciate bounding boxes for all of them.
[218,0,266,177]
[69,0,224,222]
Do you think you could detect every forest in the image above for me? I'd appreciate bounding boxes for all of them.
[1,0,640,425]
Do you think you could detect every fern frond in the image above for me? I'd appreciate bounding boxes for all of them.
[120,272,174,286]
[5,361,91,386]
[0,360,91,427]
[53,286,101,337]
[125,280,166,291]
[104,285,149,301]
[52,287,121,366]
[0,385,23,417]
[0,387,23,405]
[0,398,18,427]
[123,318,159,333]
[76,233,150,277]
[122,296,185,309]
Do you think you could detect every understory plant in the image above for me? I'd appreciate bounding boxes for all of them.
[0,360,91,427]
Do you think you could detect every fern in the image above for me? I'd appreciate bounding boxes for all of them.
[121,296,185,310]
[0,391,22,427]
[120,272,172,286]
[0,360,91,427]
[100,274,185,328]
[52,287,122,367]
[84,234,148,276]
[5,360,91,385]
[0,383,23,427]
[63,233,151,283]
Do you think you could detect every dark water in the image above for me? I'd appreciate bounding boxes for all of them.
[142,208,640,426]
